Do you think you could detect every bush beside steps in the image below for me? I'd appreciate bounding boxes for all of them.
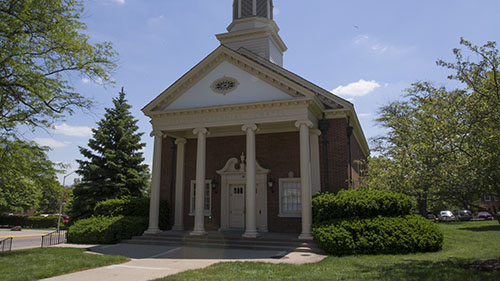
[312,189,444,256]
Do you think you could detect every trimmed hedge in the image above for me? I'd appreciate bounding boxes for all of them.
[313,215,443,256]
[67,216,148,244]
[312,189,414,223]
[0,216,60,228]
[93,196,169,230]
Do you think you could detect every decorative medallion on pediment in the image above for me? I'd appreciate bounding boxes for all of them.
[210,76,239,95]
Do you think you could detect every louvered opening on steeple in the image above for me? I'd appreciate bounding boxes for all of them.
[233,0,273,20]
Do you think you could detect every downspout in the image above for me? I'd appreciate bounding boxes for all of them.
[318,114,330,191]
[347,117,354,189]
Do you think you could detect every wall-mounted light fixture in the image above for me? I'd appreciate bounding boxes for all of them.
[211,177,218,194]
[267,178,275,193]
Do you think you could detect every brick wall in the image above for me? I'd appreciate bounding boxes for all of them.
[161,132,302,233]
[159,125,367,233]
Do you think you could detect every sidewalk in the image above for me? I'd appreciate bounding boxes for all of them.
[41,243,326,281]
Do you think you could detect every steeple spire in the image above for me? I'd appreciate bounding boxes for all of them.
[217,0,286,66]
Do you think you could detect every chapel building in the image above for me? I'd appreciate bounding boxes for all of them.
[142,0,369,240]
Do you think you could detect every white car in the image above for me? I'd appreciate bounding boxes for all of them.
[438,210,456,222]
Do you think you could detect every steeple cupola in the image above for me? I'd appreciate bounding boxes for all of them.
[216,0,287,66]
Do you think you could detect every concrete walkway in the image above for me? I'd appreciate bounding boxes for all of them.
[41,243,326,281]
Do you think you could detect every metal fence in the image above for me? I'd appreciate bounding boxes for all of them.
[0,237,13,252]
[41,230,66,248]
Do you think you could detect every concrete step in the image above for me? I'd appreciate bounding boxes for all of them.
[124,233,323,254]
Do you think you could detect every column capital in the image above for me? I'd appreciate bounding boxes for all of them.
[150,131,164,138]
[295,120,314,129]
[193,127,208,136]
[242,123,258,132]
[175,138,187,145]
[310,128,322,136]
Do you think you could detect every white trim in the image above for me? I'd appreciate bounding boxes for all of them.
[188,180,212,216]
[278,178,302,217]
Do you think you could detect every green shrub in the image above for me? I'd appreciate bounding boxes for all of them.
[312,189,414,223]
[0,216,60,228]
[312,215,443,256]
[93,196,169,230]
[67,216,148,244]
[94,196,149,217]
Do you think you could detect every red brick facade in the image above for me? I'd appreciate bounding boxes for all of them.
[159,119,368,233]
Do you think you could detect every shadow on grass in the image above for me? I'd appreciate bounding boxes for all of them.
[359,258,500,281]
[459,225,500,232]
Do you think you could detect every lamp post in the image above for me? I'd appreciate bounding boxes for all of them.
[57,171,75,232]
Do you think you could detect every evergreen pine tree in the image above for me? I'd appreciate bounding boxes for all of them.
[71,88,150,221]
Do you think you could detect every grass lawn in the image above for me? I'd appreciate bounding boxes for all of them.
[0,247,128,281]
[157,220,500,281]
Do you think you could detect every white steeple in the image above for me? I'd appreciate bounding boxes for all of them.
[216,0,287,66]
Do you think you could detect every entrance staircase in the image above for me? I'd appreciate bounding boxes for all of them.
[124,230,323,254]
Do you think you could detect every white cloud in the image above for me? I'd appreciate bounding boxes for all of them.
[34,138,71,148]
[353,34,414,56]
[115,0,125,4]
[81,78,90,84]
[331,79,381,97]
[148,15,165,26]
[358,113,371,117]
[52,123,93,137]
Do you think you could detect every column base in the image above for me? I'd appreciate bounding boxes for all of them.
[242,230,260,238]
[298,233,313,240]
[144,228,161,235]
[172,225,184,231]
[190,230,207,236]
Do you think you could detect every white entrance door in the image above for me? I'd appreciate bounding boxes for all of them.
[229,184,245,228]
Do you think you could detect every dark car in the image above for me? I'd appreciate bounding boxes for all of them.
[458,210,473,221]
[427,212,438,222]
[477,212,493,220]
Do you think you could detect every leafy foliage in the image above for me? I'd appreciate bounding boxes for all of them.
[0,0,117,136]
[71,89,150,222]
[93,196,169,230]
[312,189,414,223]
[0,138,63,214]
[313,215,443,256]
[0,216,60,228]
[67,215,148,244]
[364,39,500,214]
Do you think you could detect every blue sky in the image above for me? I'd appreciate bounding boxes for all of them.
[27,0,500,184]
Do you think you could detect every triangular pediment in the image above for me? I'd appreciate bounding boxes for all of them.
[143,46,308,114]
[143,45,351,115]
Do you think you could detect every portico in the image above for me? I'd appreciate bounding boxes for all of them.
[144,96,322,240]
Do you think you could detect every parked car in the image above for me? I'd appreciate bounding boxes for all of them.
[438,210,456,222]
[477,212,493,220]
[49,214,69,223]
[458,210,473,221]
[427,212,438,222]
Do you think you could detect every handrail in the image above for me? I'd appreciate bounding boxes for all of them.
[41,230,66,248]
[0,237,13,252]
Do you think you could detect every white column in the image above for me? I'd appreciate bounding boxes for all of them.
[145,131,163,234]
[191,128,208,236]
[310,129,322,196]
[242,124,259,238]
[296,120,314,240]
[172,138,187,231]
